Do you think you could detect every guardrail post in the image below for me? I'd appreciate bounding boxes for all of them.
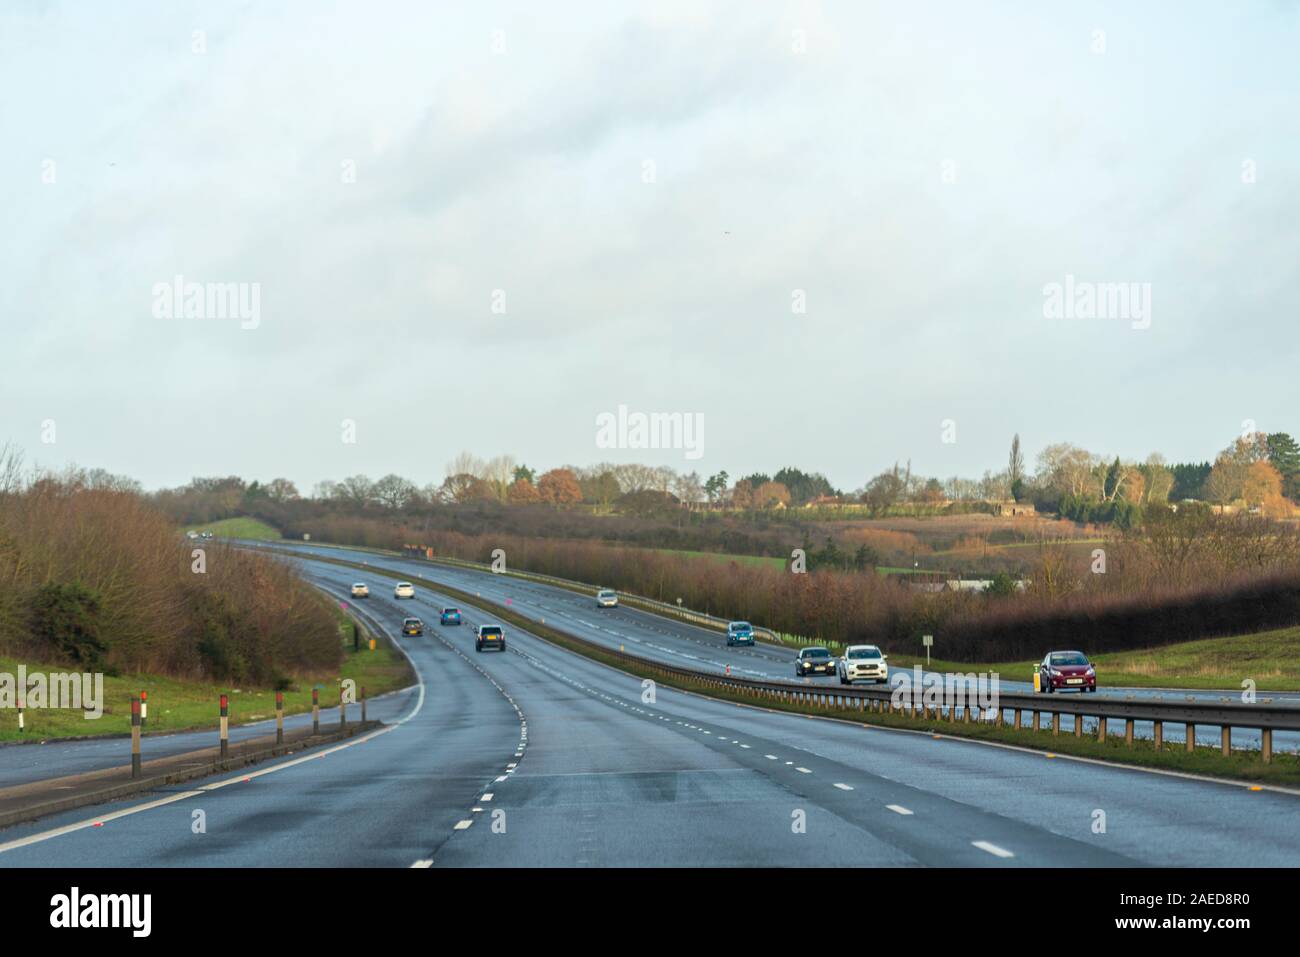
[1185,723,1195,752]
[219,694,229,760]
[1124,718,1134,746]
[275,691,284,744]
[1262,728,1272,763]
[995,707,1004,728]
[1032,709,1040,731]
[131,696,141,778]
[1074,714,1083,737]
[312,688,320,735]
[1051,713,1060,736]
[1014,708,1022,729]
[361,686,367,723]
[1097,716,1107,741]
[1220,726,1230,757]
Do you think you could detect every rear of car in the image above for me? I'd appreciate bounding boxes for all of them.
[1037,650,1096,693]
[839,645,887,684]
[350,583,369,599]
[726,621,755,646]
[596,589,619,608]
[440,607,462,626]
[476,625,505,652]
[394,582,415,599]
[796,647,834,676]
[402,617,423,637]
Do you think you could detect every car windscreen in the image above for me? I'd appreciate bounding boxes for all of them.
[730,622,751,631]
[847,648,881,659]
[1049,653,1088,666]
[443,608,459,614]
[803,648,830,658]
[480,627,502,636]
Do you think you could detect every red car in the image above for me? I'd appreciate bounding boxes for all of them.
[1037,650,1097,693]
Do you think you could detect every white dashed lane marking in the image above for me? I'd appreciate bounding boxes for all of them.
[886,804,914,816]
[833,783,853,791]
[454,820,474,830]
[795,767,811,774]
[972,840,1014,858]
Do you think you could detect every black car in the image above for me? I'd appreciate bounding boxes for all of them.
[402,617,423,637]
[476,625,505,652]
[796,647,835,676]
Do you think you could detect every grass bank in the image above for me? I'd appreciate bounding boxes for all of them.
[183,515,282,540]
[0,608,412,742]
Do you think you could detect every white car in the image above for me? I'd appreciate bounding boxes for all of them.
[838,645,888,684]
[394,582,415,599]
[596,589,618,608]
[350,583,369,599]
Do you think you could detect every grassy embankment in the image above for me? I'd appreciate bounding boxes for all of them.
[182,516,282,540]
[0,610,413,742]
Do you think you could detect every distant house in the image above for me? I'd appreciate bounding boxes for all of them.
[991,501,1036,517]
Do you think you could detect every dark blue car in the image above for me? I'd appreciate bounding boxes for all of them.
[440,607,462,626]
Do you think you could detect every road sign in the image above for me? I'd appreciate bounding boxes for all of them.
[922,634,933,666]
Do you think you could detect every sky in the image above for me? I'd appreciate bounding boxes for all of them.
[2,0,1298,493]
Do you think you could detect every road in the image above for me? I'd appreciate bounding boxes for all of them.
[1,546,1298,867]
[252,540,1300,752]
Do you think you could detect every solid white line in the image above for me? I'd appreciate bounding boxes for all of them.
[833,782,853,791]
[972,840,1014,858]
[0,722,398,855]
[886,804,913,815]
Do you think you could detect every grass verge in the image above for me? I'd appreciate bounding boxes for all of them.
[0,605,413,742]
[183,516,282,540]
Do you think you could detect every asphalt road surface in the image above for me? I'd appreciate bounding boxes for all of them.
[1,549,1298,867]
[254,540,1300,752]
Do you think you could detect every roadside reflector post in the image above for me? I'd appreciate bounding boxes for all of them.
[1262,728,1272,763]
[16,700,23,733]
[369,638,376,652]
[1125,718,1134,746]
[1185,723,1195,753]
[340,685,347,729]
[353,621,360,652]
[140,690,148,732]
[361,686,367,723]
[1153,720,1163,750]
[275,691,284,745]
[219,694,229,760]
[312,688,320,735]
[130,696,141,778]
[1221,726,1231,757]
[1097,716,1107,741]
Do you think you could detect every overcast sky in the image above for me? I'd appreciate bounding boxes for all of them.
[3,1,1298,493]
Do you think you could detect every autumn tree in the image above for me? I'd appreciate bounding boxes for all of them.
[506,478,540,504]
[537,468,582,506]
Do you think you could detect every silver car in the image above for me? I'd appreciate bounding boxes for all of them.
[596,589,619,608]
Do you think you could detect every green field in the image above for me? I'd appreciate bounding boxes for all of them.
[183,516,282,540]
[886,625,1300,691]
[0,612,413,741]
